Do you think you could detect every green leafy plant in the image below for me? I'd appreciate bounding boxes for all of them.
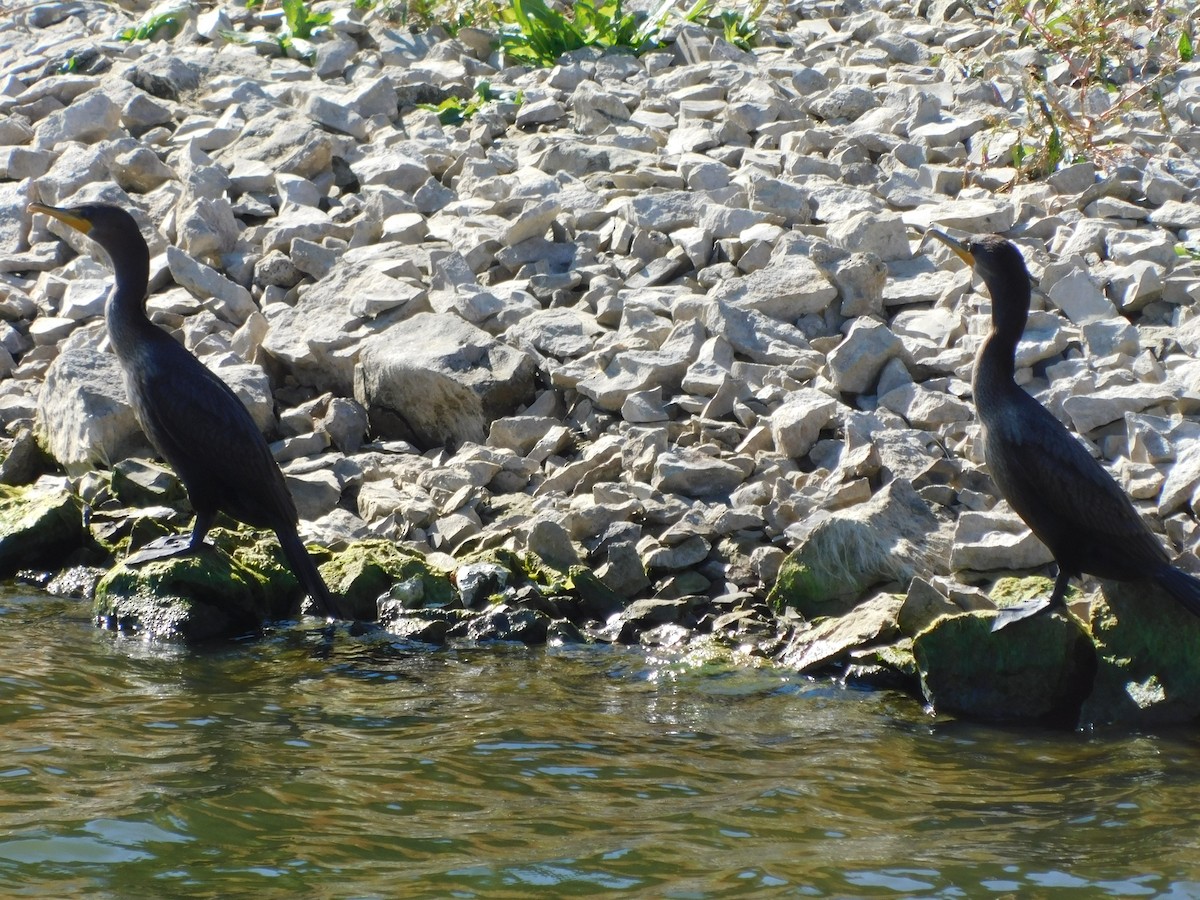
[281,0,333,41]
[498,0,672,66]
[418,81,522,124]
[1000,0,1195,178]
[118,8,186,41]
[682,0,766,51]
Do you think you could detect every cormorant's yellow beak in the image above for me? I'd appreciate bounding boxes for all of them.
[925,228,974,266]
[28,203,92,235]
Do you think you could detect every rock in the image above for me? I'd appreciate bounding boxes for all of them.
[652,449,748,498]
[951,507,1055,572]
[768,479,950,619]
[323,539,452,620]
[112,458,185,508]
[262,258,425,393]
[806,84,878,121]
[0,428,48,486]
[129,55,202,101]
[0,476,85,574]
[34,90,122,148]
[878,383,972,429]
[576,319,705,411]
[713,253,838,320]
[1062,384,1175,435]
[166,246,256,325]
[354,312,537,450]
[769,389,838,458]
[215,105,334,179]
[827,211,911,261]
[1079,578,1200,727]
[464,607,552,644]
[1048,268,1117,324]
[827,319,904,394]
[779,593,904,673]
[94,530,303,640]
[35,349,148,477]
[913,610,1095,723]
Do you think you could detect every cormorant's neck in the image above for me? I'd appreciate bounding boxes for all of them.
[973,269,1031,398]
[99,240,154,358]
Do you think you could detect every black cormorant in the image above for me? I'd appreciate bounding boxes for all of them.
[30,202,345,620]
[928,229,1200,631]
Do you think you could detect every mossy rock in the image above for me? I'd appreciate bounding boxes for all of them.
[989,575,1080,608]
[462,547,623,620]
[766,479,948,619]
[846,638,921,693]
[1079,579,1200,728]
[0,476,86,574]
[96,548,289,641]
[95,525,316,640]
[767,551,869,620]
[323,539,453,619]
[913,611,1096,725]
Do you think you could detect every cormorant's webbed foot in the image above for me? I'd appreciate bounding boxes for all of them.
[991,567,1072,632]
[990,596,1056,631]
[124,533,200,566]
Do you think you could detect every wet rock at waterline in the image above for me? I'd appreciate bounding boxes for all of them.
[1079,579,1200,728]
[0,476,86,574]
[913,610,1096,725]
[95,528,304,641]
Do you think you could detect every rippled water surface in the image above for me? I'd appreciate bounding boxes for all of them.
[4,588,1200,898]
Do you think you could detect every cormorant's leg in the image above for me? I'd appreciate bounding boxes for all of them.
[187,508,216,551]
[990,566,1071,632]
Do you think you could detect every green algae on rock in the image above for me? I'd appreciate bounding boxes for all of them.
[96,546,289,641]
[0,476,86,574]
[322,538,454,620]
[913,611,1096,724]
[1079,579,1200,728]
[766,479,949,620]
[95,525,320,639]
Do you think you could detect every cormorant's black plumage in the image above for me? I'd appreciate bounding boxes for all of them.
[929,229,1200,630]
[31,202,344,620]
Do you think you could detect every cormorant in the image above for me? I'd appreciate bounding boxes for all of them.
[928,229,1200,631]
[30,202,345,620]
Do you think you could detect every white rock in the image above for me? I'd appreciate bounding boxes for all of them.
[1062,384,1175,434]
[1048,268,1116,324]
[827,210,912,261]
[879,383,972,429]
[770,389,838,458]
[827,318,904,394]
[951,507,1055,572]
[166,245,256,325]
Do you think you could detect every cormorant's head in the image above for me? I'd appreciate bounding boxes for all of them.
[28,202,140,246]
[29,202,149,281]
[925,230,1031,285]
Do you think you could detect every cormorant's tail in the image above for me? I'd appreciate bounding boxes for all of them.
[1152,566,1200,620]
[277,527,345,620]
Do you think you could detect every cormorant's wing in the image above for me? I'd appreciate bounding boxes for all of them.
[985,394,1168,576]
[123,337,296,528]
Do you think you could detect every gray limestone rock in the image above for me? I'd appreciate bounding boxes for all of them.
[354,313,536,450]
[827,319,905,394]
[35,349,149,477]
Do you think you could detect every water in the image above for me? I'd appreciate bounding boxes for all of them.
[3,588,1200,898]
